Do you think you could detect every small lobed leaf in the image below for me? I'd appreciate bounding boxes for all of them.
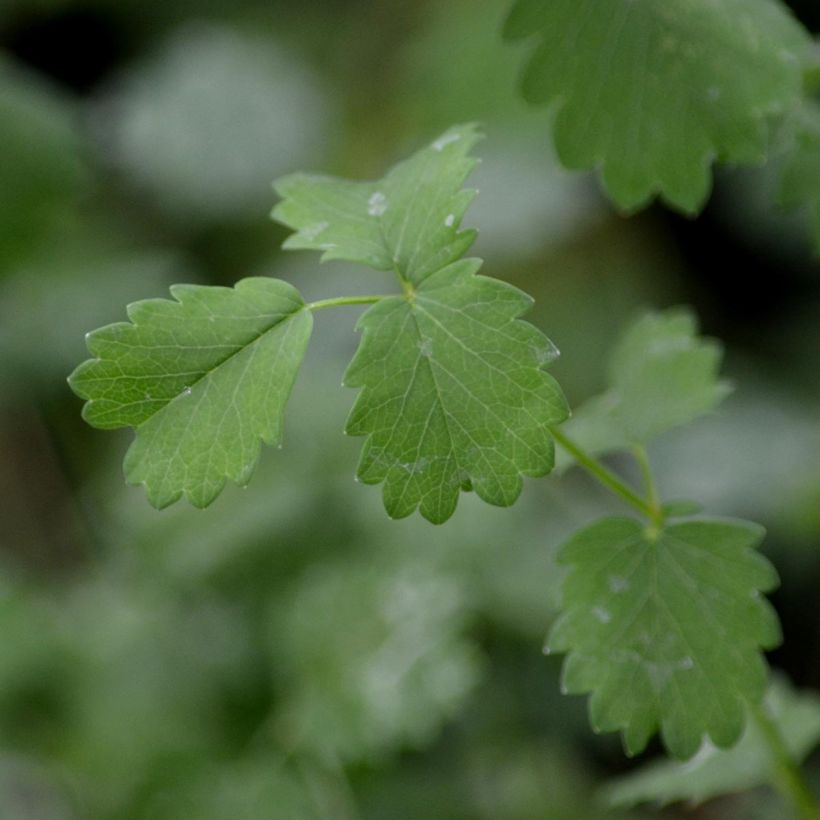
[504,0,810,213]
[68,277,312,508]
[604,677,820,807]
[548,517,781,759]
[557,308,731,469]
[272,124,482,284]
[344,259,569,524]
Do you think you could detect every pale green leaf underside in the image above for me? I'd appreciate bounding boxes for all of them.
[272,124,482,285]
[68,277,312,508]
[557,308,731,470]
[605,677,820,807]
[505,0,809,213]
[549,517,780,759]
[344,259,568,524]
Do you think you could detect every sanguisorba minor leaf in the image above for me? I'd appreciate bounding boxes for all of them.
[274,124,569,523]
[556,308,731,470]
[68,278,312,509]
[504,0,809,214]
[549,517,780,760]
[272,124,481,285]
[344,259,568,524]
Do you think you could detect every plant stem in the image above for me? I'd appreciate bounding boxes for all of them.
[750,701,820,820]
[549,427,654,520]
[307,295,390,312]
[632,444,664,531]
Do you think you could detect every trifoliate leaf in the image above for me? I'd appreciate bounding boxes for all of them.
[557,308,731,469]
[68,278,312,508]
[343,259,569,524]
[548,517,780,759]
[270,560,481,763]
[504,0,810,213]
[605,677,820,807]
[272,124,482,284]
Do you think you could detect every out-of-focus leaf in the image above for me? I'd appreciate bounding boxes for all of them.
[270,558,482,763]
[605,677,820,807]
[504,0,809,213]
[549,517,780,759]
[96,24,329,221]
[557,308,731,470]
[58,578,257,814]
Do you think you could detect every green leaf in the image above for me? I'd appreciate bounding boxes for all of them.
[343,259,569,524]
[557,308,731,469]
[68,277,312,509]
[605,677,820,807]
[504,0,809,213]
[272,124,482,284]
[548,517,781,759]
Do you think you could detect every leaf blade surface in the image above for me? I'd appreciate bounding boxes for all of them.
[69,277,312,508]
[344,259,568,523]
[505,0,809,212]
[549,516,781,759]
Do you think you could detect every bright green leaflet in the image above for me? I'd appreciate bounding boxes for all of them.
[557,308,731,470]
[605,678,820,808]
[344,259,567,523]
[504,0,809,213]
[68,278,312,509]
[274,126,568,523]
[273,124,481,285]
[548,517,781,759]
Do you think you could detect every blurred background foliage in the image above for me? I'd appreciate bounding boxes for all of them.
[0,0,819,817]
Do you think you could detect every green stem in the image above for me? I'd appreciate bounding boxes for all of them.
[750,702,820,820]
[632,444,664,531]
[550,427,654,520]
[307,295,390,312]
